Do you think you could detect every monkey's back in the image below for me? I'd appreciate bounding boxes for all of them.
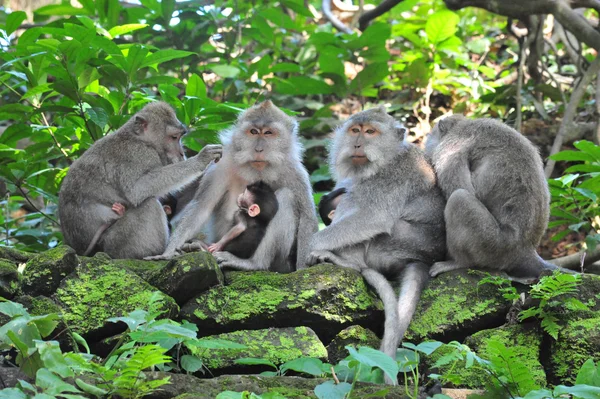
[436,118,549,245]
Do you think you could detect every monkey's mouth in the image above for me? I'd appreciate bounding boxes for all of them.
[351,156,368,165]
[250,160,268,170]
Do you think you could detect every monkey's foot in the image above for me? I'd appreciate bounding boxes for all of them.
[306,250,335,266]
[180,240,209,253]
[213,251,243,269]
[144,252,175,261]
[429,261,465,277]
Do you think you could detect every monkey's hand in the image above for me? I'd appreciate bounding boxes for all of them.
[207,243,223,253]
[180,239,209,253]
[306,250,335,266]
[112,203,126,216]
[195,144,223,168]
[144,253,174,260]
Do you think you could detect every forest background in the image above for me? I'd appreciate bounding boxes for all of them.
[1,0,600,265]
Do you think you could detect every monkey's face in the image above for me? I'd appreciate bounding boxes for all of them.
[330,107,402,180]
[237,189,260,217]
[221,101,301,182]
[161,122,188,164]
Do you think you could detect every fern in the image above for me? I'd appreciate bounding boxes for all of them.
[113,344,172,399]
[486,339,540,396]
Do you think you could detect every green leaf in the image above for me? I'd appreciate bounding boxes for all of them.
[0,301,28,318]
[521,390,554,399]
[349,63,388,93]
[140,49,195,69]
[36,340,73,379]
[6,11,27,36]
[346,346,398,385]
[87,107,110,129]
[35,4,93,16]
[280,357,325,376]
[35,368,81,395]
[403,341,443,356]
[554,384,600,398]
[108,24,148,38]
[550,150,596,162]
[71,332,90,354]
[260,8,299,31]
[75,378,109,396]
[275,76,334,95]
[186,73,207,98]
[211,65,241,79]
[181,354,204,373]
[576,359,600,386]
[271,63,301,73]
[0,389,27,399]
[314,380,352,399]
[127,45,150,78]
[161,0,175,22]
[234,357,277,369]
[426,10,460,44]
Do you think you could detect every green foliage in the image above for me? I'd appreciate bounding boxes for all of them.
[519,272,586,339]
[549,141,600,252]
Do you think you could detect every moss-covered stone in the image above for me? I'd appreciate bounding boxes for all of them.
[156,374,410,399]
[407,270,511,342]
[549,316,600,385]
[22,246,78,297]
[148,252,224,305]
[180,264,383,341]
[0,260,20,299]
[326,325,380,365]
[118,257,169,281]
[0,246,31,263]
[15,295,75,350]
[192,326,327,373]
[53,255,178,341]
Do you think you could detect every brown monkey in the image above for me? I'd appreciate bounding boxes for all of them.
[59,102,222,259]
[425,115,565,278]
[207,181,279,259]
[306,107,446,384]
[150,100,318,272]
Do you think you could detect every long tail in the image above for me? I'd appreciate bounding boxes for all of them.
[83,222,112,256]
[395,262,429,344]
[361,269,399,359]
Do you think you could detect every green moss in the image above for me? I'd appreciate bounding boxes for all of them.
[326,325,380,364]
[54,258,177,335]
[0,246,31,263]
[191,265,382,324]
[118,258,168,281]
[193,327,327,370]
[27,296,61,316]
[551,316,600,384]
[22,246,78,297]
[406,270,509,341]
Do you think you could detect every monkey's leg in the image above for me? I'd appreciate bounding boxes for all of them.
[214,188,297,272]
[102,198,168,259]
[180,239,209,253]
[429,260,464,277]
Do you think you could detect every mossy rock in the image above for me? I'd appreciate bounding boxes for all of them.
[548,316,600,385]
[0,246,31,263]
[118,257,170,281]
[22,246,78,297]
[192,326,327,374]
[53,254,178,342]
[180,264,384,342]
[406,270,511,342]
[0,260,20,299]
[148,252,224,305]
[326,325,380,365]
[153,374,411,399]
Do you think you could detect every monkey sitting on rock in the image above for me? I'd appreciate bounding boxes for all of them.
[59,102,222,259]
[207,181,279,259]
[425,115,569,279]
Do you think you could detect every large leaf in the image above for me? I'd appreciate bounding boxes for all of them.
[108,24,148,38]
[314,380,352,399]
[349,63,388,93]
[275,76,334,95]
[35,5,93,16]
[140,49,195,69]
[212,65,241,79]
[186,73,207,98]
[346,346,398,385]
[576,359,600,386]
[280,357,325,376]
[5,11,27,36]
[180,354,204,373]
[426,10,460,44]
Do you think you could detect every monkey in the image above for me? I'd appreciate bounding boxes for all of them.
[318,187,347,226]
[59,101,222,259]
[207,181,279,259]
[305,107,446,382]
[147,100,319,273]
[424,115,568,278]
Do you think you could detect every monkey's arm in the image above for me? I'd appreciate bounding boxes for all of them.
[214,188,297,272]
[295,183,320,269]
[210,222,246,251]
[435,152,475,196]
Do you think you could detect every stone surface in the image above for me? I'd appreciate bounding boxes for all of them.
[181,265,384,341]
[192,326,327,374]
[22,246,78,297]
[53,253,178,341]
[0,246,31,263]
[146,373,410,399]
[407,270,511,342]
[326,325,380,364]
[0,259,20,299]
[148,252,224,305]
[15,295,75,350]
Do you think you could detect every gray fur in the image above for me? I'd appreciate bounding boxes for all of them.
[59,102,221,259]
[425,115,560,278]
[154,101,318,272]
[307,107,446,380]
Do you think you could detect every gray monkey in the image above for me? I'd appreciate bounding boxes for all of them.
[425,115,563,278]
[59,102,222,259]
[306,107,446,378]
[149,100,318,272]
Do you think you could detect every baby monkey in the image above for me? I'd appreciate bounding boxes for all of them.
[207,181,279,259]
[318,187,347,226]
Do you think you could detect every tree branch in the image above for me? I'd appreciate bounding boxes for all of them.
[358,0,405,31]
[545,56,600,177]
[322,0,353,34]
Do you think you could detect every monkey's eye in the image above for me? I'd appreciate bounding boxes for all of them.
[366,129,376,135]
[250,128,259,135]
[171,135,179,141]
[264,130,272,135]
[351,128,360,134]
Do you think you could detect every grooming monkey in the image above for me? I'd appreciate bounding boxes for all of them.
[318,187,347,226]
[59,102,222,259]
[306,107,446,377]
[207,181,279,259]
[425,115,565,278]
[150,100,318,272]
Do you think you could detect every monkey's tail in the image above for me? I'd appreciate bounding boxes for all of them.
[395,262,429,343]
[83,222,111,256]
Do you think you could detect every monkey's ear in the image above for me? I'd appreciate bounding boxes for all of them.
[396,126,407,137]
[134,115,148,134]
[375,105,387,114]
[259,100,273,109]
[436,115,463,136]
[248,204,261,217]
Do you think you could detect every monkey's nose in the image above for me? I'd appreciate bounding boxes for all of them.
[255,148,264,153]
